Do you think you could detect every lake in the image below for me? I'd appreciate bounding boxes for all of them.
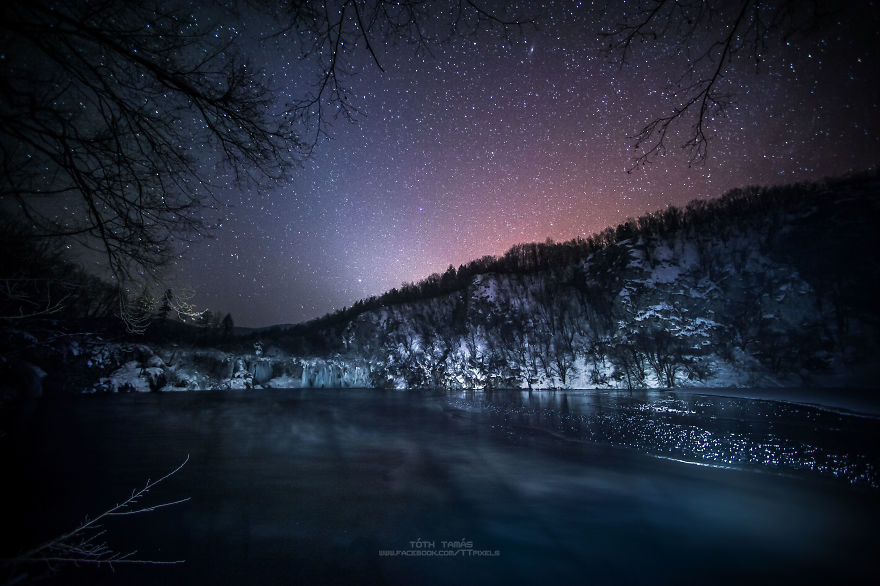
[2,388,879,585]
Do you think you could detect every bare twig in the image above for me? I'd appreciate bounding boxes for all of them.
[602,0,836,167]
[276,0,533,152]
[4,455,191,575]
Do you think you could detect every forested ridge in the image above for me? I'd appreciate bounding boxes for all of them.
[2,170,879,397]
[269,170,878,338]
[243,170,879,390]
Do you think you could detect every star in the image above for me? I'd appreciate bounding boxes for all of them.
[169,1,880,327]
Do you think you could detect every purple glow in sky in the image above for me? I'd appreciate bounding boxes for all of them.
[171,1,879,327]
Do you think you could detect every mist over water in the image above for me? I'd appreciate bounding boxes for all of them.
[3,389,878,585]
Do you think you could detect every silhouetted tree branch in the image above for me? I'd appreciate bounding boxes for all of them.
[601,0,835,168]
[271,0,532,149]
[0,1,300,292]
[3,456,189,582]
[0,0,529,331]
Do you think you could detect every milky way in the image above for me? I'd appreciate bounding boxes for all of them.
[172,1,880,327]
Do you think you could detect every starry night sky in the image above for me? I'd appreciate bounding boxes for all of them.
[171,1,879,327]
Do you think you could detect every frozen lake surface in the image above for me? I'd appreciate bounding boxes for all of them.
[3,388,879,585]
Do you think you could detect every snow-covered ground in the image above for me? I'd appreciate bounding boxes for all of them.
[80,342,372,393]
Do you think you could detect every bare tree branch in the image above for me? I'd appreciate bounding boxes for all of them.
[3,456,190,579]
[272,0,533,152]
[601,0,837,168]
[0,0,531,330]
[0,1,300,290]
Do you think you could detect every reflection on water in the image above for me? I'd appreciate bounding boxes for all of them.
[449,389,880,488]
[2,389,878,585]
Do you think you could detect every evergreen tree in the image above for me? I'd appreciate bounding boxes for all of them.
[222,313,235,341]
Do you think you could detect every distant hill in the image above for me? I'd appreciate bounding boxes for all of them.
[12,170,878,395]
[241,170,880,389]
[233,324,295,337]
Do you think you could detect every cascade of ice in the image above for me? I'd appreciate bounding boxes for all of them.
[250,359,274,384]
[295,359,372,388]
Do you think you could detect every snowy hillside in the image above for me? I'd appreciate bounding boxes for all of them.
[6,172,878,395]
[229,171,875,391]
